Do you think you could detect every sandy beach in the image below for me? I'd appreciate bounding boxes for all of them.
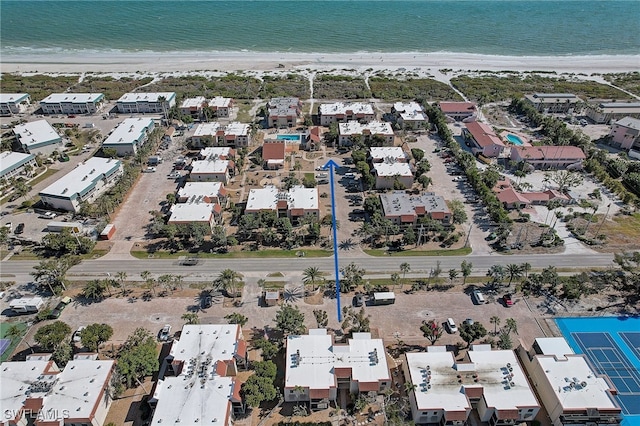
[2,51,639,75]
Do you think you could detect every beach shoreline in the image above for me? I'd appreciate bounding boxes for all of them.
[2,51,639,75]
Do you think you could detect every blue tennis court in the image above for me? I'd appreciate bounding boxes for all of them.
[0,338,11,357]
[557,317,640,426]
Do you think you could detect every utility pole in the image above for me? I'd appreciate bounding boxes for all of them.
[593,203,612,239]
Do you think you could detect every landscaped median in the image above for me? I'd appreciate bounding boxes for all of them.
[363,246,472,257]
[130,248,333,259]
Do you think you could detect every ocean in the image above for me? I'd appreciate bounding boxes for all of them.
[1,1,639,57]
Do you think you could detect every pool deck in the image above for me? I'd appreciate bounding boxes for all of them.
[500,130,532,146]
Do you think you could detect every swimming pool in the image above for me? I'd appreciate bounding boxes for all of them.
[556,316,640,426]
[276,134,302,141]
[505,133,525,145]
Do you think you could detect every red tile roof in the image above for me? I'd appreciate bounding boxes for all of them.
[497,188,531,205]
[358,381,381,392]
[465,121,505,148]
[262,141,286,161]
[309,388,331,399]
[512,145,585,161]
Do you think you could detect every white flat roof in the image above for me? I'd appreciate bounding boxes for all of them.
[190,159,229,174]
[117,92,176,103]
[178,182,224,201]
[245,186,278,211]
[180,96,205,108]
[393,102,423,113]
[40,93,103,104]
[39,359,113,422]
[467,347,539,410]
[534,337,574,358]
[288,185,318,210]
[168,203,214,222]
[400,111,428,121]
[405,350,471,411]
[1,151,35,176]
[339,120,393,136]
[151,324,241,425]
[40,157,121,199]
[225,121,249,136]
[103,117,154,145]
[14,119,60,147]
[370,146,406,160]
[373,162,412,177]
[320,102,374,115]
[193,122,221,137]
[285,329,389,390]
[615,116,640,130]
[9,297,44,308]
[0,93,29,103]
[201,147,232,159]
[209,96,232,108]
[0,360,54,418]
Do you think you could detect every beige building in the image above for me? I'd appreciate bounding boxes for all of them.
[40,93,105,115]
[586,102,640,124]
[608,117,640,150]
[338,121,394,147]
[524,93,582,114]
[318,102,375,126]
[267,97,302,128]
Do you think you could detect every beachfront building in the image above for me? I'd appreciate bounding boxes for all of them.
[524,93,582,114]
[39,157,123,213]
[245,185,319,223]
[609,117,640,150]
[516,338,622,426]
[369,146,408,163]
[262,140,286,169]
[438,101,477,121]
[372,162,414,190]
[150,324,248,425]
[510,145,586,170]
[284,329,390,411]
[338,121,394,147]
[179,96,206,119]
[403,346,540,426]
[191,122,251,148]
[318,102,375,126]
[207,96,234,118]
[586,101,640,124]
[116,92,176,114]
[267,97,302,128]
[39,93,105,115]
[0,354,115,426]
[393,102,428,129]
[463,122,505,158]
[0,151,37,180]
[101,117,155,156]
[0,93,31,116]
[380,191,452,226]
[14,119,63,156]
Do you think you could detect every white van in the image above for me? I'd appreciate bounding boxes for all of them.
[344,173,356,179]
[446,318,458,333]
[472,290,486,305]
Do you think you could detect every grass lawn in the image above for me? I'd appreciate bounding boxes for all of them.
[236,101,253,122]
[131,249,332,259]
[0,322,28,362]
[363,247,472,257]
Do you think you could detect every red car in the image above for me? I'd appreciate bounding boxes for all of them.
[503,294,514,307]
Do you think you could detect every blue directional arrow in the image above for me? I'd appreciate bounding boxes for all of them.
[322,159,343,322]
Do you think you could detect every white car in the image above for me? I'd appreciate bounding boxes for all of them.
[39,212,57,219]
[143,167,157,173]
[168,171,181,179]
[159,324,172,341]
[315,166,326,171]
[73,326,86,343]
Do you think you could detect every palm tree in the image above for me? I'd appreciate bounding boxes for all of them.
[302,266,323,294]
[116,271,127,296]
[521,262,532,279]
[5,324,23,343]
[460,260,473,285]
[390,273,400,290]
[506,264,523,287]
[400,262,411,288]
[219,269,241,298]
[490,316,501,335]
[181,313,200,325]
[505,318,518,335]
[403,381,417,395]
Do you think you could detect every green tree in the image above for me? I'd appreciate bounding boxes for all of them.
[116,271,128,296]
[31,256,80,295]
[218,269,242,298]
[448,269,459,285]
[83,279,107,300]
[421,320,443,345]
[340,262,365,292]
[80,323,114,352]
[411,148,425,162]
[449,200,468,225]
[390,272,401,290]
[181,313,200,325]
[241,374,277,407]
[497,330,513,349]
[5,324,23,343]
[418,174,432,189]
[490,316,501,335]
[274,304,306,336]
[34,321,71,351]
[52,342,73,367]
[341,306,370,334]
[487,264,506,287]
[400,262,411,287]
[302,266,324,294]
[254,339,279,360]
[459,321,487,348]
[225,312,248,327]
[506,263,523,287]
[505,318,518,335]
[116,328,159,388]
[313,309,328,328]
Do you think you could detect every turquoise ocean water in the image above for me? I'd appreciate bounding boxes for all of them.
[1,1,639,56]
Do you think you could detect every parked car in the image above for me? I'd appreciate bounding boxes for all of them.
[159,324,172,342]
[143,167,157,173]
[446,318,458,333]
[353,293,365,307]
[14,223,25,234]
[503,294,514,307]
[463,318,475,326]
[49,296,72,319]
[472,290,486,305]
[315,166,326,171]
[39,212,57,219]
[73,326,86,343]
[168,171,181,179]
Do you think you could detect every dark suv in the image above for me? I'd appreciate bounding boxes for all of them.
[14,223,25,234]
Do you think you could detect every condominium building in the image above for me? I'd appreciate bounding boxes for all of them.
[262,140,286,169]
[516,338,622,426]
[167,202,220,231]
[14,119,63,156]
[199,147,235,160]
[150,324,248,426]
[369,146,408,163]
[524,93,582,114]
[372,162,414,190]
[0,151,37,180]
[393,102,428,129]
[586,102,640,124]
[404,345,540,426]
[0,354,115,426]
[245,185,319,222]
[380,191,452,226]
[510,145,586,170]
[438,102,477,121]
[116,92,176,114]
[177,181,227,205]
[285,329,390,411]
[179,96,206,119]
[101,117,155,156]
[191,122,250,148]
[0,93,31,116]
[609,117,640,150]
[463,122,505,158]
[318,102,375,126]
[189,158,234,183]
[39,157,123,213]
[208,96,234,118]
[40,93,105,115]
[338,121,394,146]
[267,97,302,128]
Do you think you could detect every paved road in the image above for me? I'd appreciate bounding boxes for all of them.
[0,252,616,282]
